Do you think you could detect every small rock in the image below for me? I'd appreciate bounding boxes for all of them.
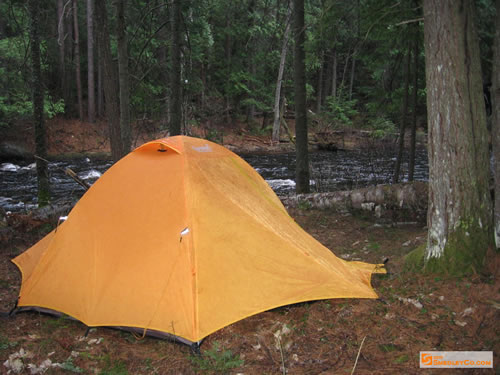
[455,320,467,327]
[384,313,395,320]
[252,343,261,350]
[292,354,299,362]
[402,240,411,247]
[439,296,444,301]
[461,307,474,317]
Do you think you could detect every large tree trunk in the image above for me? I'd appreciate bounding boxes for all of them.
[294,0,309,193]
[393,44,411,183]
[73,0,83,121]
[423,0,494,274]
[29,0,50,206]
[493,0,500,248]
[169,0,182,135]
[87,0,95,123]
[114,0,131,153]
[95,0,123,161]
[408,23,419,182]
[272,3,292,143]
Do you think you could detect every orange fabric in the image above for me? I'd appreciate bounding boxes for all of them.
[12,136,384,343]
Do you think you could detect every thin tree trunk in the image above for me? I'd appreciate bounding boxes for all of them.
[272,3,292,143]
[316,51,324,113]
[73,0,83,121]
[169,0,182,135]
[422,0,493,274]
[348,55,356,100]
[393,44,411,183]
[408,24,419,182]
[224,13,232,125]
[115,0,131,152]
[294,0,309,193]
[87,0,95,122]
[95,0,123,161]
[57,0,66,100]
[29,0,50,206]
[493,0,500,247]
[339,50,351,93]
[331,48,337,97]
[97,36,104,118]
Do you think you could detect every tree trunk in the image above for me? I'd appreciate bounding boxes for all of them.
[97,40,104,118]
[87,0,95,122]
[408,23,419,182]
[294,0,309,193]
[393,44,411,183]
[423,0,493,274]
[169,0,182,135]
[316,51,324,113]
[73,0,83,121]
[348,55,356,100]
[331,48,337,97]
[95,0,123,161]
[57,0,65,100]
[272,3,292,143]
[493,0,500,248]
[29,0,50,206]
[97,35,104,118]
[114,0,131,153]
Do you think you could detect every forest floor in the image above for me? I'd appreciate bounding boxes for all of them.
[0,119,498,374]
[0,210,498,374]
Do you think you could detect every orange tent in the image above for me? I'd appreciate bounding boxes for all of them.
[12,136,384,345]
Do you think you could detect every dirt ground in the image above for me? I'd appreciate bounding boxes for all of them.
[0,208,498,375]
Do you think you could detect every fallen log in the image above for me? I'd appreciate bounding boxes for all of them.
[280,182,428,223]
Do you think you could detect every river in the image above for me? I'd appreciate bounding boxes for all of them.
[0,148,428,212]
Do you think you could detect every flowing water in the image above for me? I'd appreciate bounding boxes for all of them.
[0,148,428,212]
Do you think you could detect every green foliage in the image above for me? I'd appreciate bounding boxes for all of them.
[324,93,358,127]
[100,355,128,375]
[60,357,84,373]
[190,341,244,374]
[0,335,18,351]
[369,116,397,138]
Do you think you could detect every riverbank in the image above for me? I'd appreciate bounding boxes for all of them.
[0,117,427,160]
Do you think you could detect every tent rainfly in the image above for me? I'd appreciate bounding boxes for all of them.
[12,136,385,347]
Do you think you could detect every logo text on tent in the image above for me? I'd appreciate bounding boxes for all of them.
[192,144,212,153]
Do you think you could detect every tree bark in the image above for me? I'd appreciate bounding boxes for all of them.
[57,0,66,100]
[29,0,50,206]
[294,0,310,193]
[423,0,494,274]
[316,51,324,113]
[408,23,419,182]
[331,48,337,98]
[393,44,411,183]
[114,0,131,153]
[493,0,500,248]
[87,0,95,122]
[95,0,123,161]
[272,3,292,143]
[169,0,182,135]
[73,0,83,121]
[97,35,104,118]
